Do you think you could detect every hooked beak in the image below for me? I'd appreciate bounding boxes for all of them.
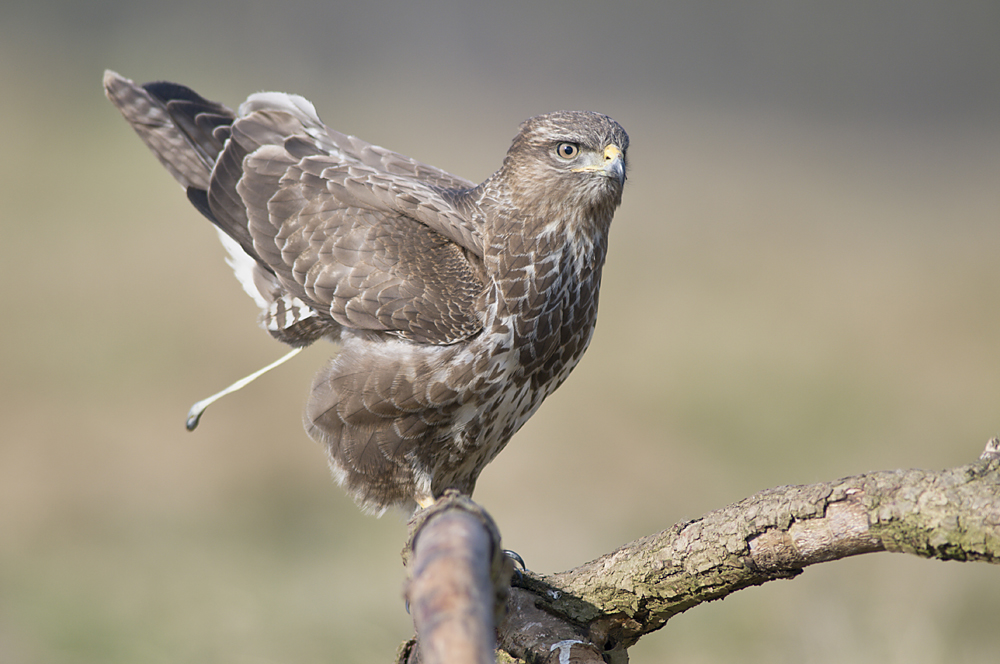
[602,144,626,186]
[572,144,626,186]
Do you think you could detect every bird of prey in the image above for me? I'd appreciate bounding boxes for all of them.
[104,70,628,514]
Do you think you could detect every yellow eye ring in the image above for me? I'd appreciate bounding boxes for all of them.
[554,142,579,160]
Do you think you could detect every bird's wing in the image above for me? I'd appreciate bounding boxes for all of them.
[222,93,485,257]
[106,72,485,346]
[212,101,486,346]
[103,71,234,191]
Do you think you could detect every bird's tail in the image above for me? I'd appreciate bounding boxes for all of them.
[103,70,235,192]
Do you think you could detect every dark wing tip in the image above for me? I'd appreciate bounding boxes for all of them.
[142,80,214,107]
[186,186,215,223]
[103,69,212,107]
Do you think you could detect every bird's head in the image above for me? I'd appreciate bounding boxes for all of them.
[498,110,629,227]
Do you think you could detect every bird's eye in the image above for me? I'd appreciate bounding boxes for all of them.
[554,142,579,160]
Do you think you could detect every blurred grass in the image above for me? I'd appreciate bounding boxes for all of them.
[2,4,1000,663]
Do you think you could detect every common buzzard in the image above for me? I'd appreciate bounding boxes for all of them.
[104,71,628,513]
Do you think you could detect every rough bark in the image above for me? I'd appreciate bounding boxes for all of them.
[401,444,1000,663]
[400,491,514,664]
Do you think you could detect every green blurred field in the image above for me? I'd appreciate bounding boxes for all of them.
[2,4,999,663]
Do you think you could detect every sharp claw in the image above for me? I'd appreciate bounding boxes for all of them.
[503,549,526,571]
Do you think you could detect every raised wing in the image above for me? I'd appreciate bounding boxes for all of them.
[243,151,485,343]
[105,71,486,346]
[214,93,486,259]
[104,72,233,191]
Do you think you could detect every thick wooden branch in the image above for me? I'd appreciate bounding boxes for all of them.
[400,491,513,664]
[396,447,999,663]
[502,452,1000,662]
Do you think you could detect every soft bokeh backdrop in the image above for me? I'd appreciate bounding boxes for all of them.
[1,2,999,662]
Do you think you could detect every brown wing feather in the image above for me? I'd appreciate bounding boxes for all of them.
[227,97,485,256]
[238,146,484,345]
[103,71,233,191]
[238,93,477,191]
[106,72,487,348]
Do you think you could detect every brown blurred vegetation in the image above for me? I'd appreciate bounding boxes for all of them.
[1,2,998,662]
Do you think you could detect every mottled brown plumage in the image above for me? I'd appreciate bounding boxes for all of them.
[104,70,628,513]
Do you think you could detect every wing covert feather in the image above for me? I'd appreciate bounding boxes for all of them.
[236,141,485,345]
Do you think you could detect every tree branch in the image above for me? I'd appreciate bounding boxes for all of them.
[400,491,513,664]
[501,450,1000,662]
[399,446,1000,663]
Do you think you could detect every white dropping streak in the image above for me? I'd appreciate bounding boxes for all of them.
[550,640,585,664]
[186,347,303,431]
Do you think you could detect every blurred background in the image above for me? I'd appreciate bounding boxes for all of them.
[1,1,999,662]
